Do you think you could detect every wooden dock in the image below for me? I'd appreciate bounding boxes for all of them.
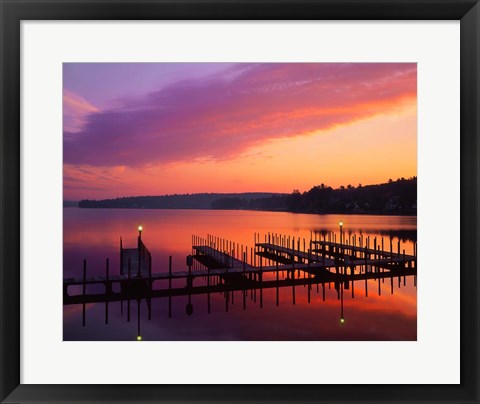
[63,230,416,327]
[64,231,416,301]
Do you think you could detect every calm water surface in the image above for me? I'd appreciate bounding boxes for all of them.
[63,208,417,341]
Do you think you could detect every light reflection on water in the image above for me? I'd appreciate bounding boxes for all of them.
[63,208,417,341]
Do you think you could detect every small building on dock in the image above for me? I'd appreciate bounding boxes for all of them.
[120,226,151,277]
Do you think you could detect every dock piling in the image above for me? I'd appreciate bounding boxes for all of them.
[82,259,86,327]
[127,258,131,322]
[168,256,172,318]
[105,258,109,325]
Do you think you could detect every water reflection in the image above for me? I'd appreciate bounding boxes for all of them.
[63,208,417,341]
[66,270,416,340]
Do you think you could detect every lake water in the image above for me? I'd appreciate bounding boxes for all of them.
[63,208,417,341]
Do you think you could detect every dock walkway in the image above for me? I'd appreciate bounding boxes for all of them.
[63,231,417,310]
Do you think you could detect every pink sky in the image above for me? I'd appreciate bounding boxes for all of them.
[63,63,417,200]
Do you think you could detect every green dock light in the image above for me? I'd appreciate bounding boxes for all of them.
[137,335,142,341]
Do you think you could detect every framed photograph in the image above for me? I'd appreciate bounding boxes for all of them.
[1,0,478,403]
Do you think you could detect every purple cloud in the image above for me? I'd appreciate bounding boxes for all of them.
[63,63,416,168]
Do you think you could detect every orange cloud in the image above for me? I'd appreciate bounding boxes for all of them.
[63,89,99,134]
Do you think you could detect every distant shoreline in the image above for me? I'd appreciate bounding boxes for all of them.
[67,178,417,217]
[64,205,416,217]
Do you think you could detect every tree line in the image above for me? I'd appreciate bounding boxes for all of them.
[78,192,282,209]
[77,177,416,215]
[211,177,417,214]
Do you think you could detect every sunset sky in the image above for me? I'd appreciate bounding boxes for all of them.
[63,63,417,201]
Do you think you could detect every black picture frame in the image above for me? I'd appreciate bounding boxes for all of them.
[1,0,479,403]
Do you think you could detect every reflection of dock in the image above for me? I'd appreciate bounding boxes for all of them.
[64,266,416,304]
[63,228,416,335]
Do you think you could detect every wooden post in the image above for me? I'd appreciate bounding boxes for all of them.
[127,258,131,322]
[351,268,354,299]
[168,256,172,318]
[188,257,192,288]
[340,282,344,322]
[120,237,123,275]
[259,271,263,309]
[276,262,279,307]
[390,238,394,265]
[308,273,311,303]
[207,266,211,314]
[82,259,86,327]
[105,258,109,325]
[379,247,384,283]
[137,299,141,339]
[292,270,296,306]
[137,236,141,277]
